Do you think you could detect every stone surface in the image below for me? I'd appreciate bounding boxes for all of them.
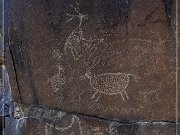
[6,0,177,123]
[5,101,180,134]
[178,0,180,121]
[5,112,178,135]
[0,66,11,116]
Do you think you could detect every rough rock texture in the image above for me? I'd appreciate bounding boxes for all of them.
[6,0,176,122]
[3,103,177,135]
[5,111,178,135]
[178,0,180,122]
[4,0,178,134]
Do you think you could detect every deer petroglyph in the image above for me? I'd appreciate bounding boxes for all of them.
[64,3,89,61]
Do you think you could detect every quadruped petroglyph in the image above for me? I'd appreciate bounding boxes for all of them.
[52,2,146,100]
[80,72,140,101]
[64,3,107,62]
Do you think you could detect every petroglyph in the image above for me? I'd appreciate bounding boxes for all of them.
[80,72,140,101]
[45,123,54,135]
[64,2,89,61]
[66,2,88,27]
[64,27,91,61]
[56,115,83,135]
[48,49,65,92]
[129,30,172,47]
[64,2,111,82]
[52,48,63,60]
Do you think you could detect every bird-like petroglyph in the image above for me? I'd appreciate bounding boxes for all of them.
[80,72,140,101]
[48,49,65,92]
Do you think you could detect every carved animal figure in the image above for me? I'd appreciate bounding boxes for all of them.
[81,72,139,101]
[64,3,89,61]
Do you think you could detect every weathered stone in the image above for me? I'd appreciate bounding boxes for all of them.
[54,114,177,135]
[0,66,11,116]
[5,117,54,135]
[6,0,176,123]
[5,113,178,135]
[178,0,180,121]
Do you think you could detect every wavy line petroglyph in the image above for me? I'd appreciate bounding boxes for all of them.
[80,72,140,101]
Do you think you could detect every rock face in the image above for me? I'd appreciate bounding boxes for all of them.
[4,0,178,134]
[5,114,178,135]
[5,103,178,135]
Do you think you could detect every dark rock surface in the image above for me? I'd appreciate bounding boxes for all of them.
[6,0,176,121]
[5,109,178,135]
[4,0,178,134]
[0,67,11,117]
[4,103,178,135]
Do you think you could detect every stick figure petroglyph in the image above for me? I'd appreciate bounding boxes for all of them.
[80,72,140,101]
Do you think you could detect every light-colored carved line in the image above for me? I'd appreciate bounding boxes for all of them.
[56,115,83,135]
